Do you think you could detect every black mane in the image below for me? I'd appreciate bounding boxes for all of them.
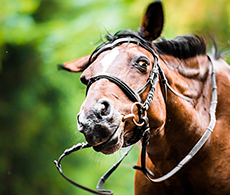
[154,35,207,59]
[101,30,207,60]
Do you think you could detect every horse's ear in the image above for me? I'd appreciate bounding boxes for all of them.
[139,1,164,41]
[58,55,90,73]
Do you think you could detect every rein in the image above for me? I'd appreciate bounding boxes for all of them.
[54,32,217,194]
[133,55,217,182]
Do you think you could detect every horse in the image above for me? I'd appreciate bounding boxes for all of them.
[56,1,230,194]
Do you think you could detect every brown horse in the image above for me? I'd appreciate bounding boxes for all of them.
[59,1,230,195]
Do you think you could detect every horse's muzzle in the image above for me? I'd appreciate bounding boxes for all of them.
[77,99,123,153]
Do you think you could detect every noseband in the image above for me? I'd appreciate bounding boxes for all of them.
[54,31,217,194]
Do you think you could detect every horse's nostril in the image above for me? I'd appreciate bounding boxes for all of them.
[100,101,110,116]
[97,99,113,118]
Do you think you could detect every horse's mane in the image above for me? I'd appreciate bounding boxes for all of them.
[154,35,207,59]
[101,30,207,60]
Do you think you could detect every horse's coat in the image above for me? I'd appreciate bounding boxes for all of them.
[60,1,230,194]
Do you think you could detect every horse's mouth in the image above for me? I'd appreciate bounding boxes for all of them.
[93,121,125,154]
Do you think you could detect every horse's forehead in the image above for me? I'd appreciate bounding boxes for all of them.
[100,47,120,72]
[83,43,154,77]
[98,43,153,66]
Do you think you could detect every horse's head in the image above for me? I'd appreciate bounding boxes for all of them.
[61,2,166,154]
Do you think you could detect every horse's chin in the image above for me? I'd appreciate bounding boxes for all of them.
[93,122,125,154]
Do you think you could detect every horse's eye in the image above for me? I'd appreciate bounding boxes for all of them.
[133,56,150,72]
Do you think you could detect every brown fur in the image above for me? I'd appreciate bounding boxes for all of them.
[61,2,230,194]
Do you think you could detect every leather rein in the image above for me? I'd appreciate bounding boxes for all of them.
[54,32,217,194]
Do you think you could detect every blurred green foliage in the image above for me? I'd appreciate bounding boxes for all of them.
[0,0,229,194]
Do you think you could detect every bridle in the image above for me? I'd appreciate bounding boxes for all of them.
[54,31,217,194]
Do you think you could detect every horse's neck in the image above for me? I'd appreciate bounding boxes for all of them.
[160,55,211,98]
[147,54,212,167]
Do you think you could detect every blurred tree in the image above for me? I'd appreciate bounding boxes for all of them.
[0,0,229,195]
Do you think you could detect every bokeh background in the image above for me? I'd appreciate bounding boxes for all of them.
[1,0,230,194]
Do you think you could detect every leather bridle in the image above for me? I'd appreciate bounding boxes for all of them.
[54,31,217,194]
